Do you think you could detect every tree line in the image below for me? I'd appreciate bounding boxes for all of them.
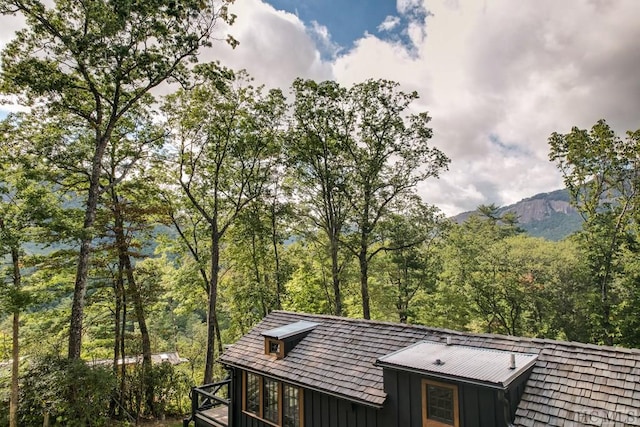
[1,0,640,425]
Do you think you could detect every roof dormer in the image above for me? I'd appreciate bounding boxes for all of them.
[261,320,318,359]
[377,340,537,389]
[377,340,538,427]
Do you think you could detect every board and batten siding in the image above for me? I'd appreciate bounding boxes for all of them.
[231,367,381,427]
[229,365,531,427]
[381,367,527,427]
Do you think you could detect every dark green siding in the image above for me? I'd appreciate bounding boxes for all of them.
[226,366,531,427]
[382,366,532,427]
[231,367,380,427]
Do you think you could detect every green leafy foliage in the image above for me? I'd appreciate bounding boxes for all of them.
[19,356,115,426]
[162,67,286,383]
[549,119,640,345]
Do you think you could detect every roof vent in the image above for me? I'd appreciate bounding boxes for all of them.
[509,353,516,370]
[261,320,319,359]
[434,358,445,366]
[446,336,452,346]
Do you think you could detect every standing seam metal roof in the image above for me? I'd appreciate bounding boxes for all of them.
[376,340,538,388]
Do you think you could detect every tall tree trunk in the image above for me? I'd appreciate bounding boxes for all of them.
[178,230,225,361]
[251,233,266,316]
[69,136,110,359]
[397,281,409,324]
[9,246,20,427]
[68,235,93,359]
[124,253,153,415]
[120,293,127,416]
[270,203,282,310]
[601,280,612,346]
[359,249,371,320]
[113,192,154,415]
[110,266,124,418]
[330,236,342,316]
[398,259,409,323]
[214,312,223,356]
[204,227,220,384]
[358,193,373,320]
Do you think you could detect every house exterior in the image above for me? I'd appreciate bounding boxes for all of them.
[186,311,640,427]
[89,351,189,367]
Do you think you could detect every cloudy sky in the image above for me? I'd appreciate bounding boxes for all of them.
[203,0,640,216]
[3,0,640,216]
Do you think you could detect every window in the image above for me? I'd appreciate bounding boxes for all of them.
[422,379,459,427]
[265,338,285,359]
[243,371,303,427]
[263,377,279,423]
[283,383,301,427]
[245,372,260,414]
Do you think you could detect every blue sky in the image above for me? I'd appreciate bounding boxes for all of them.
[263,0,426,57]
[264,0,396,48]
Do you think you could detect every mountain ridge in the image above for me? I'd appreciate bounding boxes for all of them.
[452,188,583,240]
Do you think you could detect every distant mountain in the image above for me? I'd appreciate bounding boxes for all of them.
[452,188,584,241]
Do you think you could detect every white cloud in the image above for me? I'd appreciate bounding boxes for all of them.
[203,0,640,215]
[333,0,640,214]
[202,0,334,89]
[398,0,426,16]
[309,20,342,58]
[378,15,401,32]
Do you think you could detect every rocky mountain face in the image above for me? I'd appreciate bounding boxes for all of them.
[453,188,584,241]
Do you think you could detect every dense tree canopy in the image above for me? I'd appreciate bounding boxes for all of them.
[0,0,236,360]
[549,120,640,345]
[162,67,285,383]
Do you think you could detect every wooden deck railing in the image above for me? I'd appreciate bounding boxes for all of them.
[183,377,231,427]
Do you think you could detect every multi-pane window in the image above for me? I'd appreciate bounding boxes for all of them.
[245,372,260,414]
[263,377,280,423]
[269,341,281,354]
[283,383,301,427]
[243,372,303,427]
[422,379,459,427]
[427,384,454,424]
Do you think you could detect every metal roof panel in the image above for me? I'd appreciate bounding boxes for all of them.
[377,340,538,387]
[261,320,319,340]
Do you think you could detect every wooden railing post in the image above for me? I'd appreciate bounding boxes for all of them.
[191,386,199,418]
[187,378,232,426]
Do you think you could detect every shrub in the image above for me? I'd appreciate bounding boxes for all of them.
[19,355,115,426]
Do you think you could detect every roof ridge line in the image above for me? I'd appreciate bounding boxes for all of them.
[270,310,640,356]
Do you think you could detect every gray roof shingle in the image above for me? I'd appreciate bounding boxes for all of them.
[219,311,640,425]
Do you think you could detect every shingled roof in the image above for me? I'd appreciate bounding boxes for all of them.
[219,311,640,426]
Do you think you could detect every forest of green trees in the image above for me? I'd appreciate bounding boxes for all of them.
[1,1,640,426]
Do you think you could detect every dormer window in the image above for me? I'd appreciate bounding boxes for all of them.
[261,320,318,359]
[265,338,285,359]
[269,340,281,354]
